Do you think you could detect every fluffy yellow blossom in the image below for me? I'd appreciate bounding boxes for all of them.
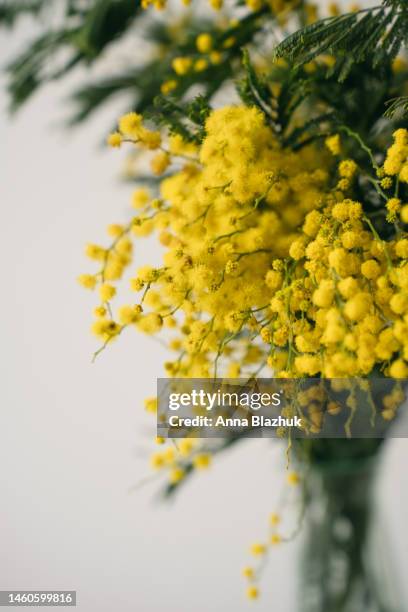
[119,112,143,138]
[150,452,165,469]
[328,2,340,16]
[78,274,97,290]
[265,270,282,290]
[132,188,150,209]
[287,471,300,485]
[325,134,341,155]
[137,313,163,333]
[91,318,120,341]
[115,113,161,149]
[250,543,266,556]
[242,566,255,579]
[99,283,116,302]
[294,355,321,375]
[339,160,357,179]
[344,293,372,321]
[389,359,408,378]
[94,306,106,318]
[209,50,222,65]
[194,58,208,72]
[246,0,263,9]
[396,239,408,258]
[246,586,259,600]
[361,259,381,280]
[193,453,212,469]
[169,467,185,484]
[178,438,195,456]
[289,240,305,260]
[387,198,402,221]
[400,205,408,223]
[151,152,170,175]
[118,305,142,325]
[313,280,334,308]
[390,293,408,315]
[172,57,193,75]
[144,397,158,413]
[85,243,105,261]
[107,132,122,148]
[381,177,393,189]
[400,164,408,183]
[107,224,124,238]
[161,79,178,95]
[384,130,408,176]
[196,33,213,53]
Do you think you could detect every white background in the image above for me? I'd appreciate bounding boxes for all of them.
[1,2,408,611]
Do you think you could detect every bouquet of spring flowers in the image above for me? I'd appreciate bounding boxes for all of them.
[73,0,408,609]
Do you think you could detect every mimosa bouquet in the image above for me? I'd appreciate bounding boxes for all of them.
[74,0,408,609]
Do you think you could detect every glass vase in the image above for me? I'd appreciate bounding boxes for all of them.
[298,440,402,612]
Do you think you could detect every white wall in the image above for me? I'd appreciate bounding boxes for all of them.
[1,4,407,611]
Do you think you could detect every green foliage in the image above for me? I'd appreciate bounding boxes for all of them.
[273,2,408,82]
[0,0,48,27]
[148,94,212,143]
[66,8,267,125]
[0,1,286,123]
[3,0,408,133]
[238,49,277,124]
[3,0,143,112]
[238,49,401,159]
[70,0,140,59]
[385,95,408,118]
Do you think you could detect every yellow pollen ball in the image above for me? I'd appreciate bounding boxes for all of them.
[389,359,408,378]
[99,283,116,302]
[325,134,341,155]
[250,543,266,556]
[172,57,193,75]
[78,274,96,290]
[400,205,408,223]
[287,471,300,485]
[107,132,122,148]
[270,534,282,545]
[193,453,212,469]
[344,293,371,321]
[169,467,185,484]
[196,33,213,53]
[361,259,381,280]
[246,586,259,600]
[242,566,254,579]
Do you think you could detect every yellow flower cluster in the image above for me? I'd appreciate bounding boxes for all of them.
[169,32,224,79]
[99,106,332,377]
[81,91,408,605]
[141,0,224,11]
[150,435,212,485]
[80,108,408,524]
[107,112,162,150]
[263,187,408,378]
[141,0,301,13]
[81,109,408,382]
[383,128,408,182]
[242,471,301,600]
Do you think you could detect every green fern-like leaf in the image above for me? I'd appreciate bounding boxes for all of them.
[385,95,408,118]
[273,3,408,82]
